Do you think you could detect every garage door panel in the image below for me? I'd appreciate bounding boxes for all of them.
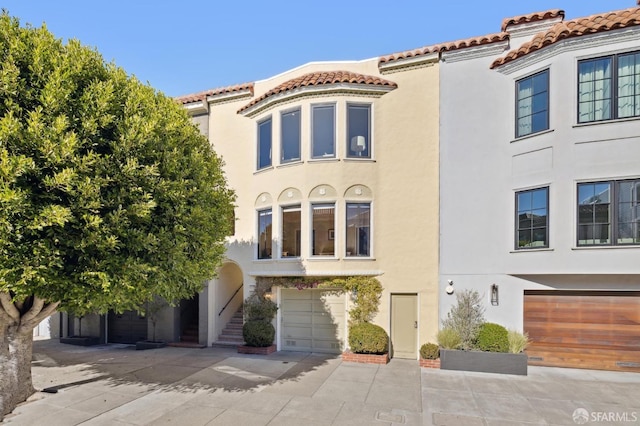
[524,291,640,372]
[281,289,345,354]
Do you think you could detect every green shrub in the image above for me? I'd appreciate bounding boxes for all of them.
[436,327,461,349]
[420,343,440,360]
[507,329,531,353]
[348,322,389,354]
[242,320,275,347]
[476,322,508,352]
[243,294,278,322]
[441,290,485,350]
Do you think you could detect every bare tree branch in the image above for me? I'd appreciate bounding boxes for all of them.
[0,292,20,323]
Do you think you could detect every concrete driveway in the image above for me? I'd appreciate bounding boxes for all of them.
[4,340,639,425]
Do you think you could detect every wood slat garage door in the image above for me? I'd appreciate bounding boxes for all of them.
[524,291,640,372]
[281,289,345,353]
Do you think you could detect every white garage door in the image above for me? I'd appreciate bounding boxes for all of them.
[281,289,346,353]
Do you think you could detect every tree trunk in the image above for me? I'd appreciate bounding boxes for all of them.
[0,325,34,421]
[0,293,59,421]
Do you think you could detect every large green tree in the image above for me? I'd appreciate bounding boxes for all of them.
[0,14,235,418]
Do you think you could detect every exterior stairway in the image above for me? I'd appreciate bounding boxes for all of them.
[213,305,244,347]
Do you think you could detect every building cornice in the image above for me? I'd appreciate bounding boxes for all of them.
[378,52,438,74]
[442,40,510,63]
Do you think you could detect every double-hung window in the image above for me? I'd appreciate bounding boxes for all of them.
[347,104,371,158]
[346,203,370,256]
[311,204,335,256]
[257,118,272,170]
[257,209,272,259]
[311,104,335,158]
[516,70,549,138]
[281,109,301,163]
[578,180,640,246]
[515,187,549,249]
[578,51,640,123]
[281,205,301,257]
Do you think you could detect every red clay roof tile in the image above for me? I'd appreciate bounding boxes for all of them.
[492,7,640,68]
[379,32,509,65]
[237,71,397,114]
[175,83,254,104]
[501,9,565,32]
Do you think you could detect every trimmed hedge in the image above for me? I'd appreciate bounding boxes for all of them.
[420,343,440,360]
[476,322,508,352]
[348,322,389,354]
[243,320,275,347]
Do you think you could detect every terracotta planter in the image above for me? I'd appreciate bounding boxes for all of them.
[342,351,389,364]
[237,344,277,355]
[420,358,441,369]
[440,349,527,375]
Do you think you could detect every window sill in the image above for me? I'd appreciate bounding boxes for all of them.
[254,166,274,175]
[573,115,640,128]
[308,157,340,163]
[343,158,376,163]
[509,248,553,253]
[571,245,640,250]
[278,257,303,262]
[277,160,304,169]
[307,256,339,261]
[510,128,554,143]
[253,259,274,262]
[343,256,376,261]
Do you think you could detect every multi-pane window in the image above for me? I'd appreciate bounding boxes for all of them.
[312,204,335,256]
[347,104,371,158]
[281,206,301,257]
[257,209,272,259]
[346,203,370,256]
[578,180,640,246]
[516,70,549,138]
[578,51,640,123]
[281,109,301,163]
[311,104,335,158]
[516,187,549,249]
[257,118,272,170]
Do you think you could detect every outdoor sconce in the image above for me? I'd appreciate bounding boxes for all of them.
[445,280,454,295]
[491,284,499,306]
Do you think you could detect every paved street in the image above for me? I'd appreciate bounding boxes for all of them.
[3,340,639,425]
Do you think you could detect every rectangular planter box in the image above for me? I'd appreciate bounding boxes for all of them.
[136,341,167,350]
[237,344,277,355]
[342,351,389,365]
[440,349,527,375]
[60,336,101,346]
[420,358,441,369]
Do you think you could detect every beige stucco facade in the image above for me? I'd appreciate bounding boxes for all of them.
[183,55,439,358]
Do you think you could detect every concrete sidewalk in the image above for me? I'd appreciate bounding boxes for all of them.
[4,340,640,425]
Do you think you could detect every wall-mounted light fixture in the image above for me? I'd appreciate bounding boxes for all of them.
[445,280,454,295]
[490,284,499,306]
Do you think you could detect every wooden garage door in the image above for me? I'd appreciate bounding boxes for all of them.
[524,291,640,372]
[108,310,148,344]
[281,289,345,353]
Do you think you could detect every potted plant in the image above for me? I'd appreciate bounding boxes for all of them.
[136,299,168,350]
[238,293,278,354]
[419,342,440,368]
[438,290,528,375]
[342,322,389,364]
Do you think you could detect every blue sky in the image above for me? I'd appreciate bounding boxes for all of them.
[2,1,635,97]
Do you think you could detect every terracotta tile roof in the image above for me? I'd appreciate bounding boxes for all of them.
[492,7,640,68]
[378,32,509,65]
[237,71,397,114]
[176,83,254,104]
[501,9,565,32]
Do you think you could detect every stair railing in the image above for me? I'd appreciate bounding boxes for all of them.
[218,283,243,317]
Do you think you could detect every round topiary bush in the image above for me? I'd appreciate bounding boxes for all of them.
[476,322,509,352]
[348,322,389,354]
[420,342,440,360]
[242,320,275,347]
